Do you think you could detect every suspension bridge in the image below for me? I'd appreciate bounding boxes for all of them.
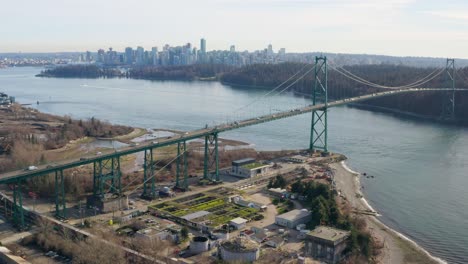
[1,56,467,230]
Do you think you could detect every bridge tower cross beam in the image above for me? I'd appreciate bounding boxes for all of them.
[443,58,456,119]
[12,180,25,230]
[176,141,188,189]
[54,170,66,219]
[310,56,328,153]
[142,148,157,199]
[203,133,219,182]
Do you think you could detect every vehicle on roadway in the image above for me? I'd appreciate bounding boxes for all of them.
[26,165,38,171]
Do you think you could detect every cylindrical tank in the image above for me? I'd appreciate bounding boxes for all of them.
[219,237,260,263]
[162,186,170,193]
[190,236,209,254]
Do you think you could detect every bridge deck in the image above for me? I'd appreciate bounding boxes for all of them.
[0,87,466,183]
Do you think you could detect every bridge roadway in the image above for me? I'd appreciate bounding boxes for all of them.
[0,87,466,184]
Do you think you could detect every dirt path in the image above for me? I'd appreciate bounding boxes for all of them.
[331,162,443,264]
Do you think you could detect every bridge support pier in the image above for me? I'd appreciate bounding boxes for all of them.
[142,149,157,199]
[310,56,328,153]
[55,170,66,219]
[93,157,122,198]
[175,141,188,190]
[203,133,219,182]
[12,180,25,230]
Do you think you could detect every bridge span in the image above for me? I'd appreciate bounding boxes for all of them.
[0,87,465,185]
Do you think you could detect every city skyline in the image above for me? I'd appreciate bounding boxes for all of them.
[1,0,468,58]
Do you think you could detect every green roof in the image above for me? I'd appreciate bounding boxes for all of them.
[242,162,266,170]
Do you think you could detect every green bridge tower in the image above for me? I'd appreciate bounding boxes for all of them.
[443,58,456,120]
[310,56,328,153]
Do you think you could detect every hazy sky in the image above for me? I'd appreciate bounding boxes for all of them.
[1,0,468,58]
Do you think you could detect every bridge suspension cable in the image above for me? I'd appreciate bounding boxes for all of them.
[329,62,445,89]
[232,63,316,114]
[269,65,317,97]
[456,69,468,84]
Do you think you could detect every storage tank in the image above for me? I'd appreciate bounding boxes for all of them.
[190,236,209,254]
[219,237,260,263]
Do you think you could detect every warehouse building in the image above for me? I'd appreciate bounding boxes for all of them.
[231,158,271,178]
[275,209,312,229]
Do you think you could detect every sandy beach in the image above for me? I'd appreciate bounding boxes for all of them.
[331,161,445,264]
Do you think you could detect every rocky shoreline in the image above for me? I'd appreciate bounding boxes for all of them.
[332,161,444,264]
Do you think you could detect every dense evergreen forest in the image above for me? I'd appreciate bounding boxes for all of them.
[37,65,123,78]
[221,63,468,121]
[38,64,233,81]
[129,64,233,80]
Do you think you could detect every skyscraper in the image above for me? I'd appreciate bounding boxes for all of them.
[267,44,274,56]
[97,49,105,63]
[151,47,158,66]
[230,45,235,53]
[136,46,145,65]
[200,38,206,63]
[200,38,206,54]
[125,47,133,65]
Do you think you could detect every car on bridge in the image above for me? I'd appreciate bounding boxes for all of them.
[26,165,38,171]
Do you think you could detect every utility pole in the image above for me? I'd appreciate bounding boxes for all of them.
[79,200,84,226]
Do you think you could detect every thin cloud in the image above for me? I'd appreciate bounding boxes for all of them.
[423,10,468,21]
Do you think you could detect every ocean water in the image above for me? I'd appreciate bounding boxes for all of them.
[1,67,467,263]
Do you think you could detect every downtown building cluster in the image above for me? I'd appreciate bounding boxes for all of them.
[78,39,287,67]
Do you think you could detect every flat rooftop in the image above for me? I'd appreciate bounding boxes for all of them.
[232,158,256,166]
[308,226,350,243]
[181,210,210,221]
[276,209,311,221]
[242,162,268,170]
[230,217,248,225]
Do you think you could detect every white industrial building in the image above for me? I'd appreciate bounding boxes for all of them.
[231,158,271,178]
[229,217,248,230]
[275,209,312,229]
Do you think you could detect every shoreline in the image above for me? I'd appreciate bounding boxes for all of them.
[335,160,445,264]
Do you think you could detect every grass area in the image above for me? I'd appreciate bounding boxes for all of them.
[242,162,265,169]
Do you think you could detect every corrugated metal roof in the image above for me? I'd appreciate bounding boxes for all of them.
[181,210,210,221]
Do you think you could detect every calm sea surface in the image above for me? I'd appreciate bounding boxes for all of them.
[1,67,467,263]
